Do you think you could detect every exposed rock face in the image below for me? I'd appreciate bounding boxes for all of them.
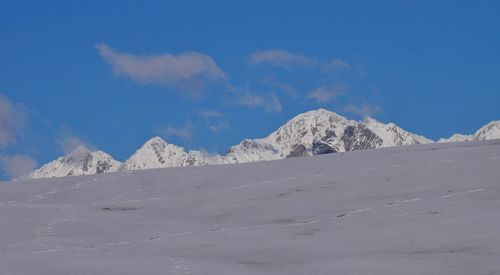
[341,124,383,151]
[225,109,432,162]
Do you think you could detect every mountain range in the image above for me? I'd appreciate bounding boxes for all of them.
[437,120,500,143]
[28,109,500,178]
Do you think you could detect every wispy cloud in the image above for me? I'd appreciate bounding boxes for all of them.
[250,49,351,75]
[96,44,228,95]
[54,126,97,160]
[249,49,315,69]
[250,50,353,111]
[159,123,194,141]
[343,102,382,118]
[0,154,37,179]
[236,93,282,113]
[200,110,229,133]
[237,93,266,108]
[200,110,223,118]
[324,58,351,73]
[57,130,94,155]
[260,75,298,97]
[0,95,27,148]
[268,93,283,113]
[307,85,346,104]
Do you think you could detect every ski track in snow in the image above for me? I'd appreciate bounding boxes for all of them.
[436,188,485,199]
[27,178,101,202]
[19,174,490,257]
[233,176,303,190]
[166,257,191,275]
[382,198,421,207]
[23,184,489,256]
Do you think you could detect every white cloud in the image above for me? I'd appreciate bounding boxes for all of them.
[96,44,228,95]
[237,93,266,108]
[159,123,194,141]
[343,102,382,118]
[55,127,96,160]
[260,75,298,97]
[200,110,224,118]
[250,50,351,75]
[0,154,37,179]
[200,110,228,133]
[236,93,282,113]
[307,85,346,104]
[57,132,94,156]
[0,95,27,148]
[324,58,351,73]
[249,49,315,69]
[267,93,282,113]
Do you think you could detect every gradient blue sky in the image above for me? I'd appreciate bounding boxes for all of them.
[1,0,499,178]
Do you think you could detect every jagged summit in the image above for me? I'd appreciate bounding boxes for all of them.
[224,109,351,162]
[363,117,433,147]
[29,146,121,179]
[225,109,432,163]
[119,136,216,171]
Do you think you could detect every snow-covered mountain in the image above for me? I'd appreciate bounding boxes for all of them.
[224,109,432,163]
[119,137,222,171]
[472,120,500,141]
[438,134,473,143]
[28,109,499,178]
[363,117,432,147]
[438,120,500,143]
[30,146,121,179]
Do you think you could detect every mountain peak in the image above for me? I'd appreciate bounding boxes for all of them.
[30,148,121,178]
[144,136,168,145]
[473,120,500,141]
[290,108,344,121]
[65,145,92,160]
[119,136,205,170]
[225,108,432,162]
[439,120,500,143]
[438,134,473,143]
[363,116,382,125]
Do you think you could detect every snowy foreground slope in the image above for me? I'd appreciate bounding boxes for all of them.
[2,140,500,274]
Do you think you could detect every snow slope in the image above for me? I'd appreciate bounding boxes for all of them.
[2,140,500,274]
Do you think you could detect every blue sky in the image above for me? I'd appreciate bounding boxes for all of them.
[1,0,499,179]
